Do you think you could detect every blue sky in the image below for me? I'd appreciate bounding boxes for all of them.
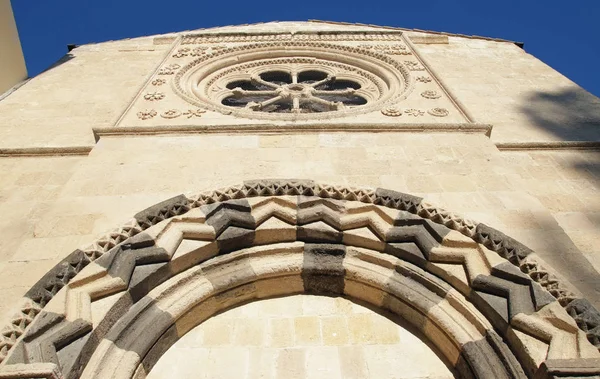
[12,0,600,97]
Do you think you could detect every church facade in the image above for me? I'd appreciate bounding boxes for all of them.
[0,21,599,378]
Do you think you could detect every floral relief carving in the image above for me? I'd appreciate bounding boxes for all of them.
[191,46,209,56]
[183,109,207,118]
[144,92,165,101]
[172,41,415,121]
[404,61,425,71]
[188,45,227,56]
[158,63,181,75]
[182,33,404,44]
[428,107,449,117]
[358,43,411,55]
[137,109,157,120]
[381,107,403,117]
[416,76,432,83]
[151,78,166,86]
[421,90,441,99]
[405,108,425,117]
[172,47,190,58]
[160,109,182,119]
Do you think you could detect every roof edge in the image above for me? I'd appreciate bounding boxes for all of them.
[308,19,524,47]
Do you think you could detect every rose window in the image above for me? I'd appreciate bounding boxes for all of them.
[221,70,367,113]
[173,43,413,120]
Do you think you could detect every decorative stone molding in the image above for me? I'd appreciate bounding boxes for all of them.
[381,107,403,117]
[0,180,599,379]
[157,64,180,75]
[428,107,450,117]
[171,47,190,58]
[158,109,206,119]
[358,43,412,55]
[421,90,441,99]
[182,109,206,118]
[404,61,425,71]
[171,41,416,121]
[416,75,432,83]
[160,109,181,119]
[405,108,425,117]
[181,32,405,45]
[150,79,166,86]
[136,109,156,120]
[143,92,165,101]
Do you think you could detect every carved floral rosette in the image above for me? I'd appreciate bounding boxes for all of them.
[171,41,417,121]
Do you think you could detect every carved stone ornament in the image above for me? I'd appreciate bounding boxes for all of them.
[160,109,182,119]
[172,47,190,58]
[358,43,411,55]
[181,32,405,44]
[136,109,157,120]
[0,179,599,379]
[381,106,403,117]
[428,107,450,117]
[405,108,425,117]
[190,46,209,56]
[143,92,165,101]
[151,78,166,86]
[183,109,206,118]
[403,61,425,71]
[171,42,417,121]
[158,63,181,75]
[421,90,441,99]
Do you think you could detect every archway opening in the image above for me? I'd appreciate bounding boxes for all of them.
[146,294,455,379]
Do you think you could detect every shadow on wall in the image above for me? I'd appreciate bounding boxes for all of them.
[517,87,600,295]
[519,85,600,186]
[519,86,600,142]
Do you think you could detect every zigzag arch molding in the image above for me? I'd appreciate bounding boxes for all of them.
[0,180,599,379]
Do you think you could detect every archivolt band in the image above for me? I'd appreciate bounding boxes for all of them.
[0,180,599,379]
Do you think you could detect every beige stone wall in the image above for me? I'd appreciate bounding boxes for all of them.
[414,36,600,144]
[147,295,453,378]
[0,37,171,149]
[0,23,599,372]
[0,0,27,95]
[0,132,597,327]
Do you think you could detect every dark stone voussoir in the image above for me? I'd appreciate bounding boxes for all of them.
[216,226,255,255]
[565,298,600,348]
[24,249,91,307]
[533,358,600,379]
[201,199,256,237]
[374,188,423,211]
[302,244,346,295]
[134,194,190,229]
[121,232,155,250]
[491,262,556,311]
[472,273,536,321]
[458,331,526,379]
[474,223,533,263]
[243,179,317,196]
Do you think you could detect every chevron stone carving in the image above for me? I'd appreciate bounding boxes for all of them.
[0,180,599,379]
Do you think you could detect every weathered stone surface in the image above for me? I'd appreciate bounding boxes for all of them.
[534,358,600,379]
[0,20,600,379]
[302,244,346,295]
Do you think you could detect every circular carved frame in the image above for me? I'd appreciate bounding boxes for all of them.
[0,180,599,379]
[173,42,414,120]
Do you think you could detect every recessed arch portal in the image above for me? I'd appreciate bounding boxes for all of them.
[0,179,598,379]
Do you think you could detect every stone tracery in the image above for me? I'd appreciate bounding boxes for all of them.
[0,180,598,379]
[172,42,415,120]
[221,69,367,113]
